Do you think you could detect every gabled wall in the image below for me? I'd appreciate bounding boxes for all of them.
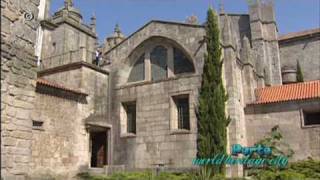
[103,21,206,170]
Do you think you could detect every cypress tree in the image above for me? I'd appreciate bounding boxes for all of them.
[197,7,229,175]
[296,61,304,82]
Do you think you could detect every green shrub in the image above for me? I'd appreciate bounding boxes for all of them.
[78,171,249,180]
[249,159,320,180]
[78,171,190,180]
[254,170,306,180]
[289,159,320,179]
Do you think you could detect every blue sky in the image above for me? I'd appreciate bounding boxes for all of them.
[51,0,320,42]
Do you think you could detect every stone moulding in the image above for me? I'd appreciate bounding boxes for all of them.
[38,61,109,77]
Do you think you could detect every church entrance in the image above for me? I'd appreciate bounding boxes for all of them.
[90,131,108,167]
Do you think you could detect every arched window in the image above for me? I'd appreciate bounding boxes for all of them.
[151,46,167,81]
[128,54,145,82]
[173,48,195,74]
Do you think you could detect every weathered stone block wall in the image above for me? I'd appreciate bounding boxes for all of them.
[1,44,37,180]
[245,100,320,161]
[40,68,82,89]
[30,92,89,179]
[32,66,109,178]
[112,75,200,169]
[279,36,320,81]
[41,23,96,64]
[81,67,109,116]
[104,22,206,170]
[1,0,39,179]
[249,2,282,86]
[39,65,109,115]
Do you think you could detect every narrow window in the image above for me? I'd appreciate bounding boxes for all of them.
[171,95,190,130]
[128,53,145,82]
[123,102,136,134]
[151,45,167,81]
[304,111,320,126]
[177,98,190,130]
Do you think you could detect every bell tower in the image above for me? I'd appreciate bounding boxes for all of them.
[39,0,98,69]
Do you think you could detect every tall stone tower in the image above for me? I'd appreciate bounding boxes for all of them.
[39,0,97,69]
[249,0,282,87]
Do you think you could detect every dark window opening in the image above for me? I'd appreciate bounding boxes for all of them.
[174,96,190,130]
[32,121,43,128]
[124,102,137,134]
[151,46,167,81]
[173,48,195,74]
[304,111,320,126]
[128,54,145,82]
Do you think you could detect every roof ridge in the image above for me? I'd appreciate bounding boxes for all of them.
[256,80,320,90]
[279,28,320,41]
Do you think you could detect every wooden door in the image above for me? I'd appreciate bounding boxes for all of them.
[91,132,107,167]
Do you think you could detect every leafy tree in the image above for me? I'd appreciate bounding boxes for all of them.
[296,61,304,82]
[255,125,294,159]
[196,7,229,175]
[247,125,294,177]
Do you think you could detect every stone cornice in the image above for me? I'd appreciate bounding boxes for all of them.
[40,20,58,30]
[38,61,109,77]
[115,74,201,90]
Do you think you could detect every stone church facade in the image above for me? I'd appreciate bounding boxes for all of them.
[1,0,319,179]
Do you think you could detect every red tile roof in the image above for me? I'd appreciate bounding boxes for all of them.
[36,78,88,96]
[253,80,320,104]
[279,28,320,42]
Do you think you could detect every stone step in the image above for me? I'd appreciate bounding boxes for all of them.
[88,167,106,175]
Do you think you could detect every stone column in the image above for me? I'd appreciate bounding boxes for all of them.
[80,46,87,62]
[249,1,282,86]
[221,14,247,177]
[167,47,174,78]
[145,51,151,81]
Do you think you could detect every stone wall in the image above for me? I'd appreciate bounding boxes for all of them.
[30,91,89,179]
[104,21,205,170]
[41,23,96,65]
[38,64,109,115]
[245,100,320,161]
[279,36,320,81]
[32,64,109,178]
[1,0,39,179]
[112,75,200,169]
